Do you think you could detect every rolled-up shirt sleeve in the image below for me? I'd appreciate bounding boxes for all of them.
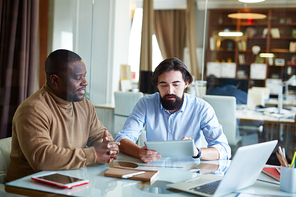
[200,103,231,160]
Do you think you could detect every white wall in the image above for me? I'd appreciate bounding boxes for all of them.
[75,0,93,100]
[52,0,76,51]
[111,0,131,102]
[51,0,131,105]
[196,0,296,10]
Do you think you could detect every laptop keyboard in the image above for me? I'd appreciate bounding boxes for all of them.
[189,180,221,195]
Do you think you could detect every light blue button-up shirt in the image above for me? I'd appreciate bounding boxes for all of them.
[115,92,231,160]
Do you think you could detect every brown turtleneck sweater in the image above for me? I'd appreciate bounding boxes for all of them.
[7,83,111,181]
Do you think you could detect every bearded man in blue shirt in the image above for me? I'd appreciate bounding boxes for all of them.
[115,57,231,163]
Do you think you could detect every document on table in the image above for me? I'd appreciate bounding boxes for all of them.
[256,107,295,119]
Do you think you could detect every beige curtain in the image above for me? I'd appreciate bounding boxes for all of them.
[139,0,154,72]
[186,0,199,80]
[154,10,186,60]
[139,0,199,80]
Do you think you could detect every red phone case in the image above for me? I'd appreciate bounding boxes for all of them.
[31,173,90,189]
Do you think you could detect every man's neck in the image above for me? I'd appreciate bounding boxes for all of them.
[168,108,180,114]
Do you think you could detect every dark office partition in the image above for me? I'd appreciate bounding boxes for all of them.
[206,77,249,104]
[139,71,158,94]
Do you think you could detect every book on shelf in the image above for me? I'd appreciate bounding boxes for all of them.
[270,28,280,38]
[262,167,280,182]
[238,40,246,51]
[238,54,245,64]
[289,41,296,52]
[250,63,267,80]
[104,166,159,183]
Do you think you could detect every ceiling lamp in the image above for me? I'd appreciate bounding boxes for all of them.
[218,32,243,37]
[238,0,265,3]
[228,13,266,20]
[259,53,274,58]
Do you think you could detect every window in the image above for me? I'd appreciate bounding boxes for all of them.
[128,8,163,83]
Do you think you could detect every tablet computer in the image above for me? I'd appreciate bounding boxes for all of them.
[31,172,90,189]
[144,140,195,157]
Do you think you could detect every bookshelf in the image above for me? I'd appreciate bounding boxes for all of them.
[206,8,296,95]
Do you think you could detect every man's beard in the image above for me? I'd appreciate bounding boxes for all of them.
[160,93,184,111]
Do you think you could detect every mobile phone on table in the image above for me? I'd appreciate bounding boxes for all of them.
[31,172,90,189]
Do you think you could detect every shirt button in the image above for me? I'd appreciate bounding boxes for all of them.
[169,130,171,132]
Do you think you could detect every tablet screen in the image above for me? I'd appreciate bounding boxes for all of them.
[37,173,83,184]
[145,140,195,157]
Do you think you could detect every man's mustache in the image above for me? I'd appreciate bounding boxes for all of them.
[163,94,177,99]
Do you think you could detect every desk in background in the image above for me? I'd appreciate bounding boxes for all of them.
[236,107,295,123]
[236,107,295,159]
[265,98,296,107]
[5,153,296,197]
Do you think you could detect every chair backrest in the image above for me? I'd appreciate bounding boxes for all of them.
[247,88,265,110]
[113,91,143,136]
[250,87,270,100]
[0,137,12,184]
[203,95,240,146]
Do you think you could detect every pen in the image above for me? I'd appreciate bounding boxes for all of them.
[278,146,283,155]
[278,147,288,167]
[276,167,281,174]
[291,151,296,168]
[276,152,288,167]
[122,171,145,179]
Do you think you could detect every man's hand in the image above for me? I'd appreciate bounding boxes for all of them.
[94,130,120,163]
[139,146,161,163]
[100,129,112,142]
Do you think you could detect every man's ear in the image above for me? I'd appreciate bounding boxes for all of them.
[184,81,189,89]
[50,74,60,87]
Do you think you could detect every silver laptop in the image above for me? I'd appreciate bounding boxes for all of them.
[167,140,278,197]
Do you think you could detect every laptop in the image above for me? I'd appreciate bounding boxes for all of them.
[167,140,278,197]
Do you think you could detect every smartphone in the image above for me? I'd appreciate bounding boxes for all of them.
[31,172,90,189]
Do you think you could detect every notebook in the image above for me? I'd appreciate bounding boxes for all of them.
[167,140,278,197]
[104,166,159,183]
[262,166,281,182]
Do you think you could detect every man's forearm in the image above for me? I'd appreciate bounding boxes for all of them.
[199,147,220,160]
[119,138,142,158]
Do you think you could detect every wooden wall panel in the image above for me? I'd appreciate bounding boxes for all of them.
[38,0,49,88]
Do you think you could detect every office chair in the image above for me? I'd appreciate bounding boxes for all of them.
[0,137,38,196]
[247,88,265,110]
[203,95,259,155]
[250,87,270,101]
[0,137,11,184]
[113,91,143,138]
[203,95,242,150]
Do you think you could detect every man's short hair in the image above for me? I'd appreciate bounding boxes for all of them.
[45,49,82,82]
[151,57,193,86]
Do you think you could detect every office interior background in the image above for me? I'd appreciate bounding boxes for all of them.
[1,0,296,158]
